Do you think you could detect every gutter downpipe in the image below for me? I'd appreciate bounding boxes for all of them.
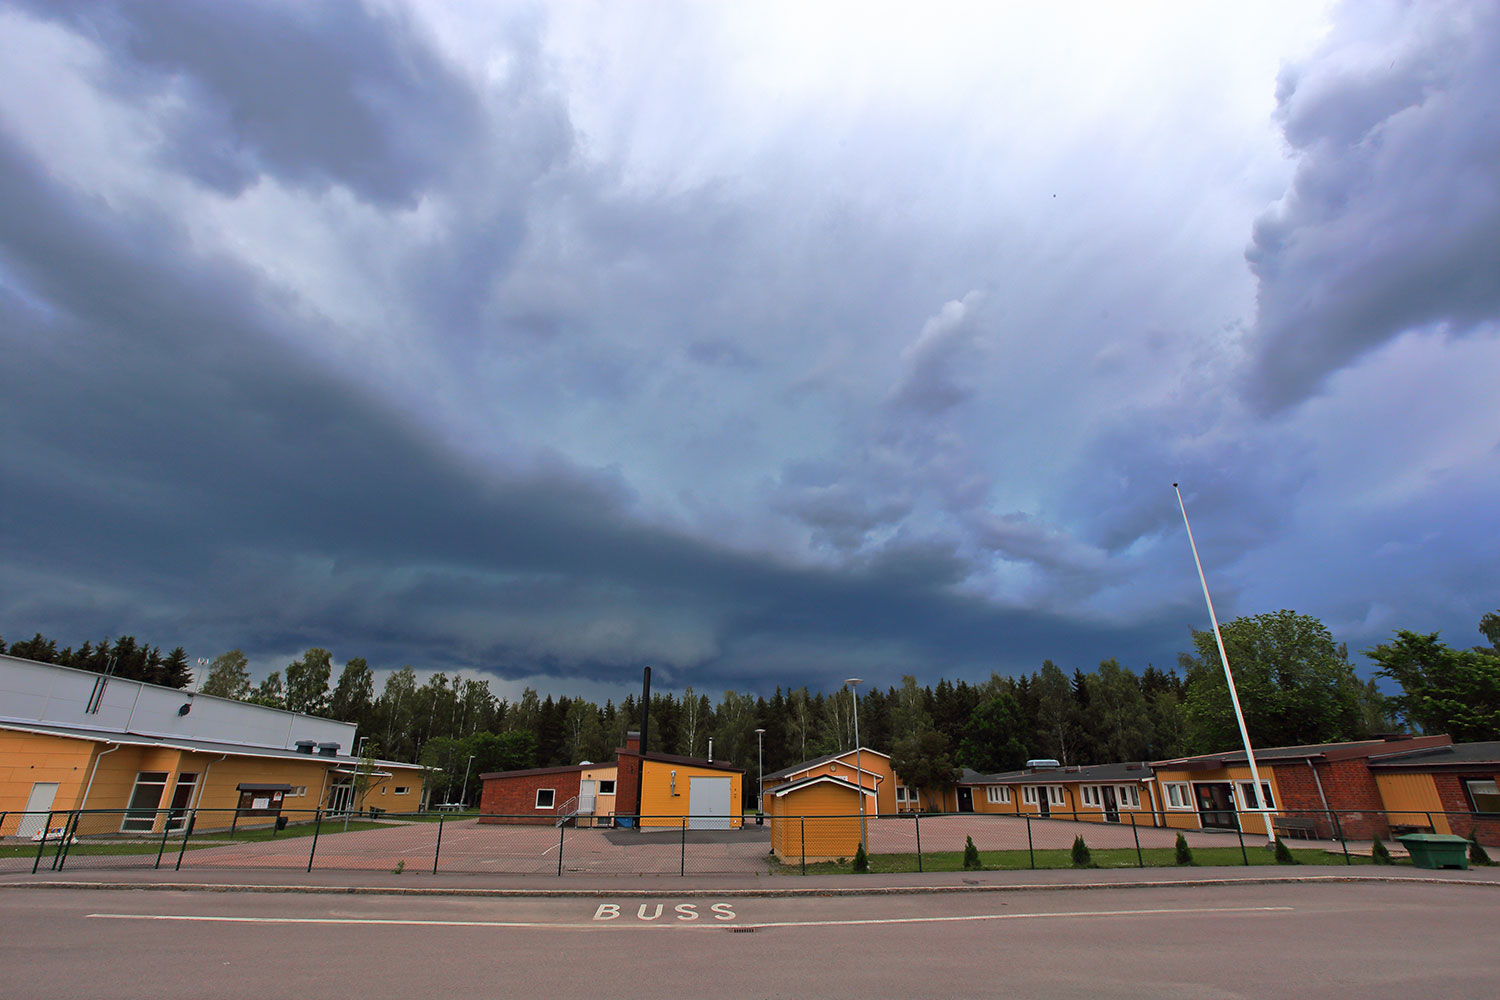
[1175,483,1274,843]
[77,742,122,811]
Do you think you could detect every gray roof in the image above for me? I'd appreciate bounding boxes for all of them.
[764,747,888,782]
[0,719,423,770]
[962,761,1154,785]
[1368,741,1500,769]
[1152,738,1436,768]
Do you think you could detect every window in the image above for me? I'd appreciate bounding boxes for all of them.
[1023,785,1065,806]
[122,772,169,832]
[1237,782,1275,809]
[288,786,307,797]
[985,786,1011,804]
[599,780,616,795]
[1046,786,1065,807]
[1117,785,1140,808]
[535,788,556,809]
[394,786,410,795]
[1165,783,1191,809]
[1082,786,1101,807]
[895,786,915,802]
[1022,786,1037,805]
[1465,779,1500,815]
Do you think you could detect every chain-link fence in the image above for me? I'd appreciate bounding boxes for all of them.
[2,806,1492,877]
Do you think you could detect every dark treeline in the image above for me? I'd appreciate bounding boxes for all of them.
[6,609,1497,805]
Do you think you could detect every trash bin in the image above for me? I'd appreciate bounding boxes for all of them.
[1396,833,1469,870]
[275,815,288,831]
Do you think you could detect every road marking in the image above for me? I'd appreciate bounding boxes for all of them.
[87,905,1289,931]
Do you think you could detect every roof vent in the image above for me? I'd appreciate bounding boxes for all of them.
[317,742,339,757]
[1026,759,1061,770]
[295,740,316,754]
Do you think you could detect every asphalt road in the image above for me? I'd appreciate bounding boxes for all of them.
[2,881,1495,999]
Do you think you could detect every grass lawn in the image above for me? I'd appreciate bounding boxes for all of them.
[783,844,1376,875]
[1,818,391,859]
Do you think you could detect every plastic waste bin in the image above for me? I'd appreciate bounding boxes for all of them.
[275,815,288,831]
[1396,833,1469,870]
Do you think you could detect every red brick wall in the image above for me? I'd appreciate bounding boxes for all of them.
[1433,772,1500,847]
[615,752,641,823]
[1315,759,1389,840]
[478,771,581,825]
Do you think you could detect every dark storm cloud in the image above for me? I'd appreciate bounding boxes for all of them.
[0,126,1181,692]
[17,0,481,205]
[1243,1,1500,411]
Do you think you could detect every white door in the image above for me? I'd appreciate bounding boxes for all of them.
[17,782,60,838]
[687,776,733,830]
[579,780,597,818]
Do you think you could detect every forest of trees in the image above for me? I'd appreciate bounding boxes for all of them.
[4,609,1497,805]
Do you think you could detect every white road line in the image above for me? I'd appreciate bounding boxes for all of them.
[86,905,1291,931]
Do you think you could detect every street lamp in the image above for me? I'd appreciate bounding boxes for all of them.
[846,678,865,849]
[458,754,475,809]
[195,657,210,693]
[754,728,766,818]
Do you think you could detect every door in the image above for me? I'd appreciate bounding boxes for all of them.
[1195,782,1238,830]
[17,782,59,839]
[166,773,198,832]
[956,787,974,813]
[579,780,597,820]
[1037,787,1051,818]
[687,776,733,830]
[1101,785,1120,823]
[327,780,354,815]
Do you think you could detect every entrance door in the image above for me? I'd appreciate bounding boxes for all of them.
[1037,788,1051,818]
[1195,782,1238,830]
[166,773,198,831]
[579,780,597,821]
[327,780,354,815]
[1101,785,1120,823]
[956,787,974,813]
[17,782,59,839]
[687,776,733,830]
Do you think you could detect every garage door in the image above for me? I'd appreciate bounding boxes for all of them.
[687,776,733,830]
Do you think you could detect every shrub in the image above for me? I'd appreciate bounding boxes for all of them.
[1469,834,1493,866]
[1370,836,1393,865]
[963,835,982,871]
[1174,832,1194,866]
[1071,835,1092,868]
[853,843,870,873]
[1273,838,1300,865]
[392,859,406,875]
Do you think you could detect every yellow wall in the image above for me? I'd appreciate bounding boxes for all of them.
[766,782,864,861]
[766,752,901,814]
[1150,765,1283,836]
[1373,772,1451,835]
[638,760,742,828]
[579,764,619,825]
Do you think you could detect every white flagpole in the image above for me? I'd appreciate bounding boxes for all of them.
[1174,483,1275,843]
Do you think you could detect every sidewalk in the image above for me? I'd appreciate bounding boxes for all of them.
[4,862,1498,897]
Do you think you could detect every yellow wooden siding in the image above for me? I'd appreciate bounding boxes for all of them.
[638,760,742,828]
[1373,772,1451,834]
[767,782,862,861]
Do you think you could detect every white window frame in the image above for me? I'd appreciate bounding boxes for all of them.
[1022,786,1038,805]
[394,786,410,795]
[535,788,556,810]
[1047,785,1065,807]
[1237,781,1275,810]
[1464,779,1499,815]
[1116,785,1140,809]
[1026,785,1064,806]
[122,771,170,833]
[1164,783,1192,809]
[599,780,616,795]
[985,786,1011,804]
[1081,785,1101,808]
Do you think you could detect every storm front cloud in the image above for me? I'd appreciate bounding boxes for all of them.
[2,1,1496,697]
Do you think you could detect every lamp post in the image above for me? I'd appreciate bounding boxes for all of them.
[754,728,766,818]
[846,678,865,850]
[195,657,209,693]
[458,754,475,809]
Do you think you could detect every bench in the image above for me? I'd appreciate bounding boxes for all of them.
[1272,816,1318,840]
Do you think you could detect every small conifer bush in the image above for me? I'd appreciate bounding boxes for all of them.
[1273,837,1300,865]
[853,842,870,873]
[1174,832,1194,866]
[1370,836,1393,865]
[1469,834,1493,866]
[1071,834,1092,867]
[963,835,982,870]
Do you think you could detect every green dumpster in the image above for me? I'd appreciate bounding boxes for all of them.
[1396,833,1470,870]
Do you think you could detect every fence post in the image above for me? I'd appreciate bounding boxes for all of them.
[155,812,173,869]
[1130,814,1143,868]
[432,811,445,874]
[1026,815,1034,870]
[56,812,82,870]
[50,811,74,871]
[800,817,806,876]
[1235,811,1249,866]
[556,820,567,877]
[175,811,196,871]
[1331,810,1350,865]
[33,812,54,874]
[1425,811,1434,832]
[680,818,687,877]
[914,812,923,873]
[306,808,323,873]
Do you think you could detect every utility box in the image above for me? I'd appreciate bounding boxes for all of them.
[1396,833,1470,870]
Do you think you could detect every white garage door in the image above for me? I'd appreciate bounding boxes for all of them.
[687,776,733,830]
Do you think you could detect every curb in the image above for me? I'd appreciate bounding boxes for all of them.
[2,873,1494,899]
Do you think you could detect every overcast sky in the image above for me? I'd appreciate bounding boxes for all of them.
[2,1,1496,701]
